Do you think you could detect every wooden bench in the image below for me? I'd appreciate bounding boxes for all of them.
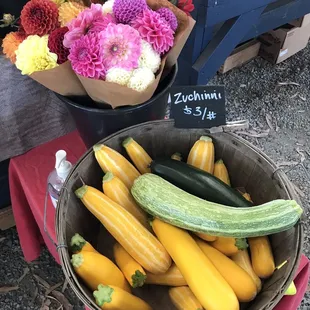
[177,0,310,85]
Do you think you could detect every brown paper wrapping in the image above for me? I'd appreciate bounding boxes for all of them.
[77,0,195,108]
[77,58,167,109]
[30,61,87,96]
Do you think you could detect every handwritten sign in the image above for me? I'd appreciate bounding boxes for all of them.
[169,86,226,128]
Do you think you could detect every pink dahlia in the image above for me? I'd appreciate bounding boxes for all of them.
[131,9,174,55]
[64,3,116,48]
[68,33,106,80]
[100,23,142,70]
[156,8,178,32]
[91,13,116,34]
[113,0,147,24]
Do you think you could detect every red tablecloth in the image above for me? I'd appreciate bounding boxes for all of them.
[9,131,86,263]
[8,130,309,309]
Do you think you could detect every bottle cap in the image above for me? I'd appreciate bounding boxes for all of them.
[55,150,72,180]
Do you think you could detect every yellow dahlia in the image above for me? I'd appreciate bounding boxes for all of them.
[51,0,66,6]
[2,31,27,63]
[15,35,58,75]
[58,1,86,27]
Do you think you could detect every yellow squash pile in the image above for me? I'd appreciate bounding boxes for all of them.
[71,136,288,310]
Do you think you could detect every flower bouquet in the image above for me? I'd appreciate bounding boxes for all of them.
[1,0,88,96]
[2,0,194,108]
[64,0,195,108]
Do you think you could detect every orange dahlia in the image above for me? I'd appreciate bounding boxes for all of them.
[58,1,87,27]
[2,32,27,63]
[21,0,59,36]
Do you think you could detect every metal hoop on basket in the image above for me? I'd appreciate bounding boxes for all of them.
[44,185,70,247]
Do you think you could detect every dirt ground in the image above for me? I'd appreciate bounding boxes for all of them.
[1,43,310,309]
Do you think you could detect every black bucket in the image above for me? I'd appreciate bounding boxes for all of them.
[57,64,177,148]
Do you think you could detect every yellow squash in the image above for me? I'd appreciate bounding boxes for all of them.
[171,152,182,161]
[70,233,98,254]
[93,144,140,188]
[75,186,171,274]
[113,243,146,288]
[211,236,248,256]
[214,159,231,185]
[94,284,152,310]
[231,250,262,293]
[249,236,275,278]
[71,251,130,292]
[195,232,217,242]
[123,137,152,174]
[187,136,215,174]
[169,286,203,310]
[152,219,239,310]
[145,263,187,286]
[102,172,149,229]
[196,239,257,302]
[285,281,297,296]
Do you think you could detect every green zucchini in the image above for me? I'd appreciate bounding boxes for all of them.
[131,174,303,238]
[150,158,252,208]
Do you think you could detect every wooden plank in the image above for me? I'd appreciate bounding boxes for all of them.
[205,0,277,27]
[0,206,15,230]
[180,0,208,63]
[174,58,194,85]
[192,6,266,85]
[207,0,277,7]
[202,26,215,53]
[181,24,206,64]
[242,0,310,42]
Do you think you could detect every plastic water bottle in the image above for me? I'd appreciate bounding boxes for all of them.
[47,150,72,208]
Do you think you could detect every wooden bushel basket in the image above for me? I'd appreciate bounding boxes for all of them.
[56,120,303,310]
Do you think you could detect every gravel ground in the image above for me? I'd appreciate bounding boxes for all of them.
[1,44,310,309]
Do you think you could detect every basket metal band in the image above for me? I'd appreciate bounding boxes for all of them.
[209,119,249,133]
[57,243,68,251]
[44,185,70,248]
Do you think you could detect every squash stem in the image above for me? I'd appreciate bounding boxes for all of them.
[75,186,88,199]
[71,253,84,268]
[215,159,224,164]
[93,144,103,152]
[235,238,248,250]
[199,136,212,142]
[93,284,114,307]
[102,171,114,184]
[132,270,147,288]
[122,137,134,148]
[70,233,86,253]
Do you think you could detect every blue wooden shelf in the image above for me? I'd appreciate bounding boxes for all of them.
[177,0,310,85]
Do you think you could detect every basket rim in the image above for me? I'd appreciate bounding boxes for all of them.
[55,119,304,310]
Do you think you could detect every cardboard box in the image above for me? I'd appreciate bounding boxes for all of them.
[259,24,310,64]
[290,13,310,28]
[219,40,261,74]
[0,206,15,230]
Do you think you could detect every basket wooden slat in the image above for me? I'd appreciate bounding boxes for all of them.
[56,120,303,310]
